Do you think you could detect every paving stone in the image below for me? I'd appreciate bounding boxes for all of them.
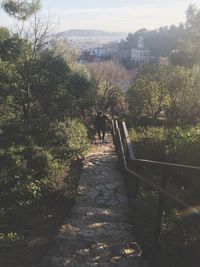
[37,136,147,267]
[105,183,116,190]
[107,198,119,206]
[87,189,100,200]
[51,257,77,267]
[95,185,106,191]
[115,193,128,204]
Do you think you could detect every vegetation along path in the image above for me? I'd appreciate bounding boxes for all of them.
[38,136,147,267]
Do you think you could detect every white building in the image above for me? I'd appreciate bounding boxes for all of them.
[90,42,119,58]
[138,36,144,49]
[131,49,150,62]
[131,36,150,63]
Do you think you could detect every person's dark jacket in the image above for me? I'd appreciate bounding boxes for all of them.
[95,114,111,130]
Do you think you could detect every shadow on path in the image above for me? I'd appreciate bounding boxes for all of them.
[38,136,146,267]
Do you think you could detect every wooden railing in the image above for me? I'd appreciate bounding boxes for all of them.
[111,119,200,266]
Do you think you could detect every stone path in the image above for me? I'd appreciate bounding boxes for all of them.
[39,137,147,267]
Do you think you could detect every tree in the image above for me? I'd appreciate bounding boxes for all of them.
[86,61,128,115]
[128,64,200,126]
[166,66,199,124]
[52,39,79,68]
[127,77,148,123]
[170,4,200,67]
[0,26,10,41]
[0,34,31,62]
[0,59,20,124]
[1,1,52,121]
[9,13,52,121]
[127,65,170,125]
[1,0,41,20]
[125,25,185,61]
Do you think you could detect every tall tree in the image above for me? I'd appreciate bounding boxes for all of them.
[170,4,200,67]
[128,65,170,124]
[125,25,185,60]
[86,61,128,115]
[1,0,40,20]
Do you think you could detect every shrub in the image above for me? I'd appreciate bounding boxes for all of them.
[129,125,200,266]
[50,118,89,160]
[0,119,52,149]
[0,232,25,252]
[0,145,66,202]
[129,125,200,166]
[166,124,200,166]
[129,127,168,161]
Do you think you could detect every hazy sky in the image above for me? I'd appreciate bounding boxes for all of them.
[1,0,200,32]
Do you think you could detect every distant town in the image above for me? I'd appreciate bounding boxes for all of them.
[80,36,151,64]
[57,29,169,68]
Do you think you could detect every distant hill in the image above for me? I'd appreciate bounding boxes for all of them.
[55,29,128,50]
[59,29,127,38]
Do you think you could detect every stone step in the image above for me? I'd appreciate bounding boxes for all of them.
[45,238,146,267]
[67,206,129,224]
[58,222,134,243]
[36,139,148,267]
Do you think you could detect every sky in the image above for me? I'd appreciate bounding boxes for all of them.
[1,0,200,33]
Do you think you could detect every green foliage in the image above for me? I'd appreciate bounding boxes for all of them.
[0,42,91,121]
[0,144,62,200]
[0,35,30,62]
[51,118,89,160]
[128,65,170,124]
[0,17,91,254]
[30,50,71,118]
[128,64,200,126]
[170,4,200,67]
[129,125,200,166]
[0,118,89,205]
[129,127,168,161]
[2,0,41,20]
[166,66,198,124]
[0,232,25,252]
[87,61,127,115]
[130,126,200,266]
[125,24,185,60]
[0,59,21,123]
[0,27,10,41]
[53,39,79,67]
[166,124,200,165]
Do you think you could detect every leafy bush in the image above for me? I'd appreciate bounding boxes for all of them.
[50,118,89,160]
[0,145,66,202]
[0,119,51,149]
[129,125,200,266]
[129,127,168,161]
[0,118,89,205]
[129,125,200,166]
[0,232,25,252]
[166,124,200,166]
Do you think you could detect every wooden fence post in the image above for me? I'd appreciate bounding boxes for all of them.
[151,168,169,266]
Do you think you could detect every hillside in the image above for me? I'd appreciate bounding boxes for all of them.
[59,29,127,38]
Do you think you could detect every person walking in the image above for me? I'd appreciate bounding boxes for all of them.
[94,111,111,141]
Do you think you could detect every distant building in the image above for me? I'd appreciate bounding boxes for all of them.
[90,42,119,59]
[131,49,150,62]
[118,49,131,60]
[138,36,144,49]
[103,42,118,57]
[85,37,150,63]
[131,36,150,63]
[92,47,107,58]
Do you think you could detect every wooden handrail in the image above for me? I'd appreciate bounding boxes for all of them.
[111,119,200,266]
